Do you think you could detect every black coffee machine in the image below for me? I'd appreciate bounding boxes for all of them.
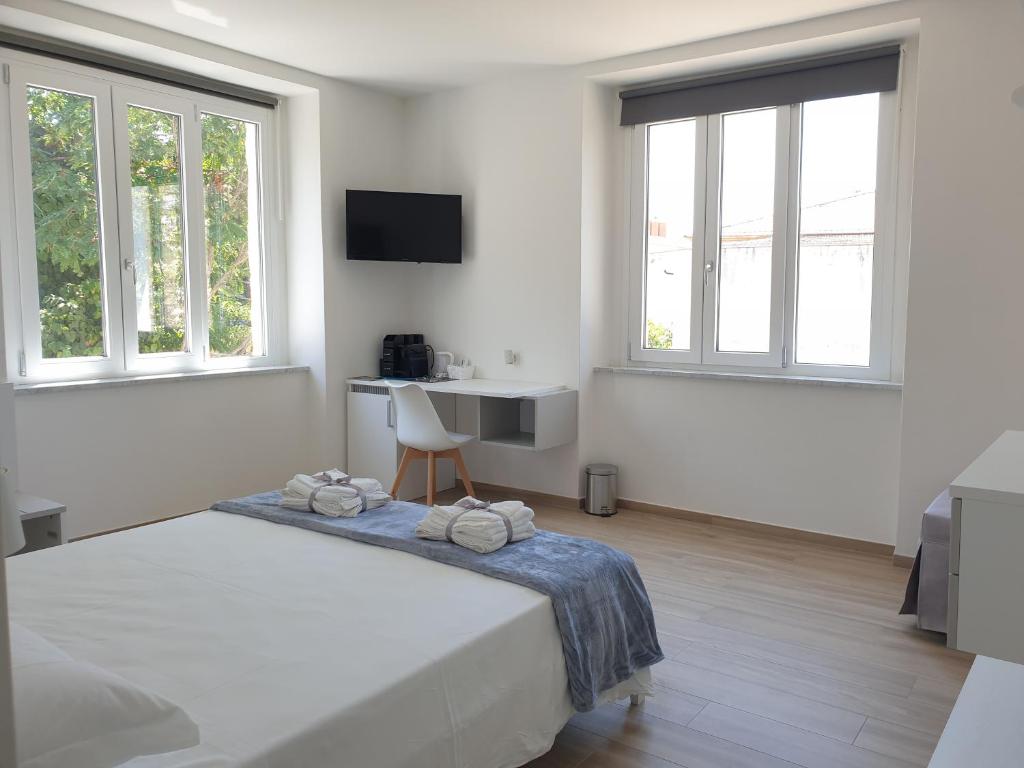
[380,334,433,379]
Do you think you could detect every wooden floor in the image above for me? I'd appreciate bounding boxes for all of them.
[432,490,971,768]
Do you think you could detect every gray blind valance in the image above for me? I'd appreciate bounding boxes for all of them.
[0,27,278,109]
[620,45,900,126]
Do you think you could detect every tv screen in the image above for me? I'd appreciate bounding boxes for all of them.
[346,190,462,263]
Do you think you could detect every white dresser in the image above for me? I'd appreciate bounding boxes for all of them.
[948,430,1024,661]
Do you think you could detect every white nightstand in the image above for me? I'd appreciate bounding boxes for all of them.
[15,493,66,553]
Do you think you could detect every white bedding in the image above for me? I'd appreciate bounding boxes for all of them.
[5,510,616,768]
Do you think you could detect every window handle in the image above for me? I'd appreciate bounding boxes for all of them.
[123,258,136,285]
[704,261,715,286]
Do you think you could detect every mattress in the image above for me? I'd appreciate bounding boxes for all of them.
[6,510,581,768]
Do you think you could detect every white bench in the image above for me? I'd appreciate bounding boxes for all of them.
[918,490,952,633]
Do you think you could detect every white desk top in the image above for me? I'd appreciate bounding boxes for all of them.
[950,430,1024,506]
[929,656,1024,767]
[348,377,569,399]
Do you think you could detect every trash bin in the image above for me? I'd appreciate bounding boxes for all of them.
[585,464,618,516]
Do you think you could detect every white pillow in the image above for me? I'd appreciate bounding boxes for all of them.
[9,622,200,768]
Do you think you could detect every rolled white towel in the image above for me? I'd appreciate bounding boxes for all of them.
[284,470,349,497]
[416,496,536,553]
[415,498,526,538]
[280,469,391,517]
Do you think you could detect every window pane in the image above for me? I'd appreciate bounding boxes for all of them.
[644,120,695,350]
[26,86,105,359]
[128,106,187,354]
[795,94,879,367]
[202,114,264,358]
[717,108,776,354]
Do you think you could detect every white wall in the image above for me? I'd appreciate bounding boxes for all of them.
[14,373,312,539]
[403,73,585,497]
[283,91,329,466]
[590,375,902,542]
[578,81,624,489]
[318,79,414,468]
[577,1,1024,549]
[403,0,1024,549]
[405,6,913,540]
[0,2,411,536]
[894,0,1024,554]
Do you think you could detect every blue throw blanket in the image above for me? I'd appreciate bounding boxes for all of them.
[211,492,663,712]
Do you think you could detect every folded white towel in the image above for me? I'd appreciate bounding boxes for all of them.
[416,496,536,553]
[280,469,391,517]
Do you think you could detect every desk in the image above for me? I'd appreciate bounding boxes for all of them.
[369,378,567,399]
[346,377,577,499]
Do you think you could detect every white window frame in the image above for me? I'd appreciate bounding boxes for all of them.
[0,48,283,384]
[111,85,204,374]
[7,65,125,381]
[627,91,899,381]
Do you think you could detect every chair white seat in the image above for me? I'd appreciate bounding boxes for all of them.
[389,384,476,504]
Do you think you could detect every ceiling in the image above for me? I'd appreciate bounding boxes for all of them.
[61,0,898,92]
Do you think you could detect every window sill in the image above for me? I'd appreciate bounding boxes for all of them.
[594,365,902,391]
[12,364,310,396]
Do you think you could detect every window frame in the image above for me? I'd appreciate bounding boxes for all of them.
[627,91,899,381]
[111,85,203,373]
[702,105,790,370]
[8,65,125,381]
[627,115,707,366]
[0,49,283,384]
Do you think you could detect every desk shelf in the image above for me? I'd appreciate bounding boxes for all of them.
[477,390,576,451]
[480,432,537,449]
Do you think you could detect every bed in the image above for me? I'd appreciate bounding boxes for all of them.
[6,508,652,768]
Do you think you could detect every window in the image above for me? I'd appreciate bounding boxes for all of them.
[630,91,896,379]
[202,113,265,358]
[2,56,278,382]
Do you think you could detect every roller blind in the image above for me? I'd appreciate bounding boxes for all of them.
[0,26,278,108]
[620,45,899,126]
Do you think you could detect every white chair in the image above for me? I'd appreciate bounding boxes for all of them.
[389,384,476,505]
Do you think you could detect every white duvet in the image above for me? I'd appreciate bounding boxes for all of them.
[6,510,646,768]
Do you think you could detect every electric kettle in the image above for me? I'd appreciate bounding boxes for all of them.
[434,351,454,377]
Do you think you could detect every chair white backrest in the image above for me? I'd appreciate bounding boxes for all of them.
[389,384,456,451]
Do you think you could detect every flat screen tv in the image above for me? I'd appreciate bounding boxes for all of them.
[346,190,462,263]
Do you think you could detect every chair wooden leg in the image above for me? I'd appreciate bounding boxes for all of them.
[391,447,416,499]
[426,451,436,506]
[451,448,475,498]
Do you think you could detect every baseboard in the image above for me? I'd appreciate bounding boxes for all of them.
[616,497,713,524]
[71,489,897,561]
[468,483,895,557]
[472,482,582,511]
[70,510,200,542]
[616,497,895,556]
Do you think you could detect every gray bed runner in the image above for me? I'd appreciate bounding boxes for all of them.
[211,492,663,712]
